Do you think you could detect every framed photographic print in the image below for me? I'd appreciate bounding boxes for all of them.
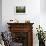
[16,6,25,13]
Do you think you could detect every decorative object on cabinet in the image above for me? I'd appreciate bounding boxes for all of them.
[25,20,30,23]
[8,19,19,23]
[7,23,34,46]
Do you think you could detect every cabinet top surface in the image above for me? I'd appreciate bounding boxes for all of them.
[7,23,34,25]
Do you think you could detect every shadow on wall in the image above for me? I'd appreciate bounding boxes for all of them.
[0,0,2,32]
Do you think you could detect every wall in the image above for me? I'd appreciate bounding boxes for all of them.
[2,0,40,30]
[40,0,46,13]
[2,0,46,46]
[40,0,46,31]
[0,0,2,32]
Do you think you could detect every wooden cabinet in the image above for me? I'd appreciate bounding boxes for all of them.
[7,23,34,46]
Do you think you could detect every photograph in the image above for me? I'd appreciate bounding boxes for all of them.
[16,6,25,13]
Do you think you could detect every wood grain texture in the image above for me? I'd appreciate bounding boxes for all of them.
[7,23,34,46]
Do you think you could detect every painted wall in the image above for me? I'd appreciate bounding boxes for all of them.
[2,0,40,31]
[2,0,46,46]
[40,0,46,31]
[40,0,46,13]
[0,0,2,32]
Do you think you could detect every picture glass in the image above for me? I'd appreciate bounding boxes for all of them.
[16,6,25,13]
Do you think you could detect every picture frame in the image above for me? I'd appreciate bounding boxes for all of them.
[16,6,25,13]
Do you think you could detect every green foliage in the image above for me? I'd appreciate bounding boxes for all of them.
[36,25,45,41]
